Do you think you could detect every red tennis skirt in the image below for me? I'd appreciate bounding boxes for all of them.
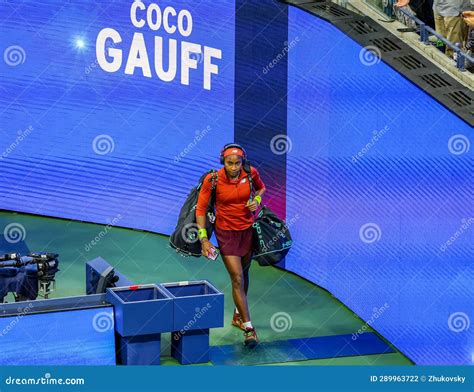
[215,225,254,257]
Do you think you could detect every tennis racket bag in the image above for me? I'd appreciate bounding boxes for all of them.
[252,206,293,266]
[169,170,217,257]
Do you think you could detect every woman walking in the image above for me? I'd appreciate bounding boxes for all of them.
[196,143,266,347]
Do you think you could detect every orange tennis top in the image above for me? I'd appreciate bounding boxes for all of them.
[196,166,265,231]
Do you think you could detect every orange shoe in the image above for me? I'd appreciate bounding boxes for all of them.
[231,311,246,331]
[244,327,259,347]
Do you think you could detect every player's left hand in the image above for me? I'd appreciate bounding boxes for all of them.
[245,200,259,212]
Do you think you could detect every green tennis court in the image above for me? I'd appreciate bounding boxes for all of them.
[0,210,412,366]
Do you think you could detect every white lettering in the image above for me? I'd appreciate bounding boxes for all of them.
[203,46,221,91]
[154,36,177,81]
[125,32,152,77]
[181,41,201,86]
[178,9,193,37]
[147,3,162,31]
[96,3,221,89]
[96,28,122,73]
[130,1,146,28]
[163,6,177,34]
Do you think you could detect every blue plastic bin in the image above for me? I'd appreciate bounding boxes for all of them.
[159,280,224,364]
[106,284,173,336]
[106,284,174,365]
[159,280,224,331]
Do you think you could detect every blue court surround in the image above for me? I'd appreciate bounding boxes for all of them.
[210,332,394,365]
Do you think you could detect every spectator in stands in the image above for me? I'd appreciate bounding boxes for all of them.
[410,0,435,28]
[462,10,474,26]
[462,11,474,71]
[397,0,471,58]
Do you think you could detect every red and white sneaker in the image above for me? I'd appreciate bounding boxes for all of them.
[231,311,246,331]
[244,327,259,347]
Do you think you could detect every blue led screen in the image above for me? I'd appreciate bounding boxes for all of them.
[285,7,473,365]
[0,0,235,233]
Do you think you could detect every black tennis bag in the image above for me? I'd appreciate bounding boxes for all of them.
[252,206,293,266]
[169,170,217,257]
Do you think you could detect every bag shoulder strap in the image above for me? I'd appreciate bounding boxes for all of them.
[210,170,218,201]
[243,163,255,198]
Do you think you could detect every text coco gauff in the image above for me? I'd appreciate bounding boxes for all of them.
[96,1,222,90]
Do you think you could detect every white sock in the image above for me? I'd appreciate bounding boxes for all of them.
[242,321,253,329]
[234,308,240,315]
